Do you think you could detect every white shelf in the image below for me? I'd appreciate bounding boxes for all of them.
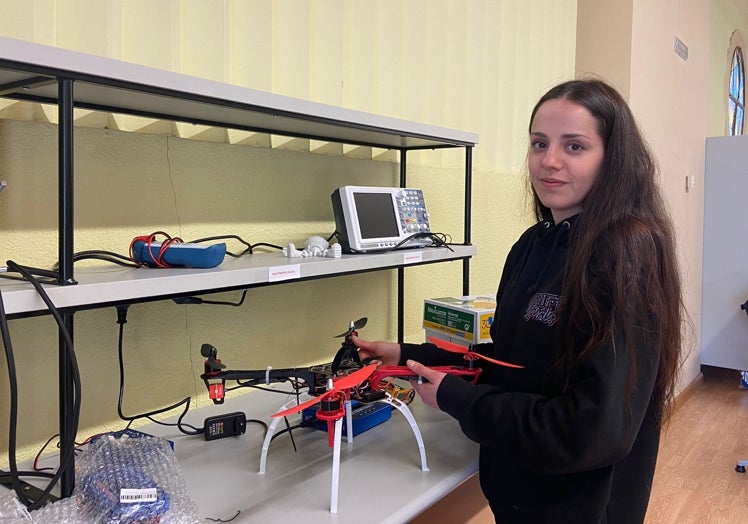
[1,246,476,316]
[0,37,478,150]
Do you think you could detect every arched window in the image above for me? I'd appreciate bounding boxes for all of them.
[728,46,745,135]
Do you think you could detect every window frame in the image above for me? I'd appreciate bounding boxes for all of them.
[728,45,745,136]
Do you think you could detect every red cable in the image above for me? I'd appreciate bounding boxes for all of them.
[129,231,184,268]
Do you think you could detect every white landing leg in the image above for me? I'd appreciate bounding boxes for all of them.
[330,417,343,513]
[383,394,429,471]
[258,396,309,475]
[345,399,353,444]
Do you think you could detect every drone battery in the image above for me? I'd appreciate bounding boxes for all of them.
[204,412,247,441]
[302,401,391,437]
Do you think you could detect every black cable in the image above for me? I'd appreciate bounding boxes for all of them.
[71,250,140,268]
[0,470,55,480]
[172,289,248,307]
[338,231,454,254]
[282,417,297,452]
[115,305,202,436]
[1,260,82,510]
[187,235,285,256]
[226,383,301,396]
[0,272,59,285]
[6,260,82,507]
[189,234,253,257]
[0,284,26,504]
[205,509,241,522]
[247,242,284,253]
[269,421,303,446]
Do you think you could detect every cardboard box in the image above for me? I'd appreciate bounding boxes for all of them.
[423,295,496,345]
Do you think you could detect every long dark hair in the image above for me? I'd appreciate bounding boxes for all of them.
[529,79,683,423]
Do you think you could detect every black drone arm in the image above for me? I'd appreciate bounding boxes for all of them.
[203,367,318,388]
[200,367,321,404]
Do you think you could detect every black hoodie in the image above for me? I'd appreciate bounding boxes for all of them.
[401,217,661,523]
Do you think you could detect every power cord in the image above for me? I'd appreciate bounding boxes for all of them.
[335,231,455,254]
[70,250,140,268]
[188,234,285,256]
[0,260,82,510]
[115,305,268,437]
[172,289,248,307]
[115,305,202,435]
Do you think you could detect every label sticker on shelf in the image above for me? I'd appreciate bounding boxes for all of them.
[269,264,301,282]
[403,251,423,265]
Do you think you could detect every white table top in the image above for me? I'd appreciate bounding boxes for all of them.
[3,384,479,523]
[157,387,479,523]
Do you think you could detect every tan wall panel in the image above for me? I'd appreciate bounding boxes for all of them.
[575,0,632,97]
[629,0,710,391]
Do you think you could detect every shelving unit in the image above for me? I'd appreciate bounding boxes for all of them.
[2,247,476,317]
[0,36,478,502]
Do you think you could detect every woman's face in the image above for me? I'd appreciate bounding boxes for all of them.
[528,98,605,223]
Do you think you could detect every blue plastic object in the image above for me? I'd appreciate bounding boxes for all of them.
[79,466,170,522]
[302,400,392,437]
[131,241,226,268]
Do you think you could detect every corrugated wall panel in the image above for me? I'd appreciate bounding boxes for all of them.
[0,0,576,171]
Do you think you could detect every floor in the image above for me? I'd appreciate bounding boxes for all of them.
[644,366,748,523]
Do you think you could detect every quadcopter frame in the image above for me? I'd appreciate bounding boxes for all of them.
[196,319,489,514]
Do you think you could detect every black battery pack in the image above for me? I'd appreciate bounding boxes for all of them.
[204,411,247,440]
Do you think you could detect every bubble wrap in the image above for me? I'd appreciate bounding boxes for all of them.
[29,434,200,523]
[0,489,32,522]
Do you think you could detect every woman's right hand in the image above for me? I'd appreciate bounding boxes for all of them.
[350,334,401,367]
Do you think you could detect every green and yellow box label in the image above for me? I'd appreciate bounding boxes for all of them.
[422,295,496,343]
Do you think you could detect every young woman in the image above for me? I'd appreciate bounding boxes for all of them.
[353,79,683,523]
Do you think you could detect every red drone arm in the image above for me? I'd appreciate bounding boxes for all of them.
[272,363,377,418]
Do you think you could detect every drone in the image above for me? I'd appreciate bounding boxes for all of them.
[198,317,520,513]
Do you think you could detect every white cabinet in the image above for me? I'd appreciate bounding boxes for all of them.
[702,135,748,371]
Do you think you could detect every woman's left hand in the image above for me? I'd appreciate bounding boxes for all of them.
[406,359,447,409]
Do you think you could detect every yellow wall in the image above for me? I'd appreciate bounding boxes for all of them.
[0,0,577,464]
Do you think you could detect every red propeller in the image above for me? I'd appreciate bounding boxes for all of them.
[426,336,524,369]
[272,363,378,419]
